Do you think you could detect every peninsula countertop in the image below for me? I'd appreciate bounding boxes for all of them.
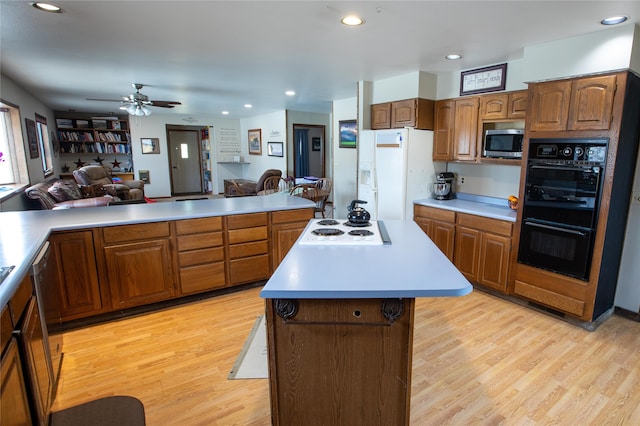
[260,220,473,299]
[414,193,517,222]
[0,195,315,307]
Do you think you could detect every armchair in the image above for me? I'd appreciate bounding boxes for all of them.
[225,169,282,197]
[73,165,145,200]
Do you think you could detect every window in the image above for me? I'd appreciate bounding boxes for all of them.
[35,113,53,177]
[0,101,28,186]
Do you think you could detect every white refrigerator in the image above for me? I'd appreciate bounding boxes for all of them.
[357,128,443,220]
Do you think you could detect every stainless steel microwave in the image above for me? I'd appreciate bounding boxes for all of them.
[483,129,524,158]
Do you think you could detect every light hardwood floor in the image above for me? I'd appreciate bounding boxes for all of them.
[52,287,640,425]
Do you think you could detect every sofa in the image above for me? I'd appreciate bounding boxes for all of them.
[25,178,116,209]
[73,165,145,200]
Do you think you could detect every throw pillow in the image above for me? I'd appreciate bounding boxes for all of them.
[47,180,83,202]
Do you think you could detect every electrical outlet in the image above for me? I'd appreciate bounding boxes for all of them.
[459,176,465,185]
[632,192,640,205]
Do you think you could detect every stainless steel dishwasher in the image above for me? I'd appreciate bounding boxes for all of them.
[31,241,63,393]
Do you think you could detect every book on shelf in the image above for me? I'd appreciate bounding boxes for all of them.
[110,120,121,130]
[93,119,107,129]
[56,119,73,128]
[76,120,90,129]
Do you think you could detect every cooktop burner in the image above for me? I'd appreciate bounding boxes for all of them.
[317,219,340,226]
[348,229,374,237]
[343,221,372,227]
[311,228,345,236]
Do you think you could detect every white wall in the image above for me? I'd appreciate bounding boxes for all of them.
[446,163,521,200]
[332,97,358,219]
[128,113,240,198]
[371,71,437,104]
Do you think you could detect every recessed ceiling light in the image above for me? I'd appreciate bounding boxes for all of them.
[341,15,365,26]
[31,2,63,13]
[601,16,628,25]
[446,54,462,60]
[222,111,229,115]
[244,104,252,108]
[285,90,296,96]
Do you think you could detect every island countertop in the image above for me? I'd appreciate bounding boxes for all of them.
[0,195,314,307]
[260,220,472,299]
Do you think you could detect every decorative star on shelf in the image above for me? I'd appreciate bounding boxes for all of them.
[61,163,70,173]
[111,159,121,169]
[93,155,105,164]
[74,158,85,169]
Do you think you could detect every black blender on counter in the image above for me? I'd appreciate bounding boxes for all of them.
[434,172,455,200]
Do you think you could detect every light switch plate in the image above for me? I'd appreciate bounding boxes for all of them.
[632,192,640,205]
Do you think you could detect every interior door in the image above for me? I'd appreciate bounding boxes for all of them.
[168,129,202,195]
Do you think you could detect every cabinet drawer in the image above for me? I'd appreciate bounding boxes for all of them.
[457,213,512,236]
[9,276,32,325]
[175,217,222,235]
[514,280,585,317]
[414,205,456,223]
[179,263,226,294]
[177,232,223,252]
[227,213,267,229]
[271,209,314,224]
[103,222,170,244]
[178,247,225,267]
[229,255,270,284]
[228,226,268,244]
[229,241,269,259]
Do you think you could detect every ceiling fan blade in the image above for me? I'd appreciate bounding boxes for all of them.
[149,100,182,105]
[86,97,127,102]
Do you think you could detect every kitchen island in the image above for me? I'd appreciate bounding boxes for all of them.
[260,220,472,425]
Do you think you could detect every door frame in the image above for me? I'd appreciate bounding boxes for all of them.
[291,123,326,178]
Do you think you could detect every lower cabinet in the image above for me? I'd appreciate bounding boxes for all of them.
[226,213,270,285]
[101,223,175,310]
[1,337,33,426]
[414,205,513,293]
[49,230,104,321]
[270,208,314,272]
[175,217,226,295]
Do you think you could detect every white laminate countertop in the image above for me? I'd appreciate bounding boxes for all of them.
[260,220,473,299]
[414,193,517,222]
[0,195,314,307]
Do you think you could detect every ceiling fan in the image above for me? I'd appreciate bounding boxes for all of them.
[87,83,182,116]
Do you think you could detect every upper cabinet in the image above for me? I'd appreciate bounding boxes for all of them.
[528,74,616,132]
[371,98,434,130]
[479,90,528,120]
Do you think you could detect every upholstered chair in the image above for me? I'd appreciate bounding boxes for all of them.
[73,165,145,200]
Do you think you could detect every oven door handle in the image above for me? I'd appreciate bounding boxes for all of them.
[524,221,588,236]
[529,165,600,173]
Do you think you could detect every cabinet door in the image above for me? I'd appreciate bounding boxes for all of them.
[568,74,616,131]
[271,221,307,272]
[391,99,417,128]
[104,240,175,309]
[1,338,33,426]
[432,221,456,262]
[454,226,481,283]
[480,93,508,120]
[49,231,104,321]
[453,97,479,161]
[477,233,511,292]
[529,80,572,131]
[508,90,528,119]
[433,99,455,161]
[371,103,391,129]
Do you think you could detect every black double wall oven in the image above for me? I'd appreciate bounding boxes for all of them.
[518,138,608,280]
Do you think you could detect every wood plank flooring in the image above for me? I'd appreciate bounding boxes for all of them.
[52,287,640,425]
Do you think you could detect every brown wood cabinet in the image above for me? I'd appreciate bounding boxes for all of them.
[226,213,270,285]
[433,97,479,161]
[266,297,414,425]
[1,337,33,426]
[175,217,226,295]
[529,74,616,132]
[49,230,104,321]
[479,90,528,120]
[101,222,175,310]
[371,98,434,130]
[455,214,512,292]
[270,208,314,272]
[413,204,455,261]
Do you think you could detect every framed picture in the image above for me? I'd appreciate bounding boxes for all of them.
[339,120,357,148]
[25,118,39,158]
[141,138,160,154]
[267,141,284,157]
[460,63,507,96]
[312,137,321,151]
[248,128,262,155]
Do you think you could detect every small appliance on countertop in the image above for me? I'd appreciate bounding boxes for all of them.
[434,172,455,200]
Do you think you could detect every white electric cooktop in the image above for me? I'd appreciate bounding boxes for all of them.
[298,219,391,246]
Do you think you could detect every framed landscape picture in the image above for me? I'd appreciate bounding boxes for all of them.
[339,120,357,148]
[248,129,262,155]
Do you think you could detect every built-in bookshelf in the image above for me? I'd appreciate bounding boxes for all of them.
[201,126,213,193]
[55,114,133,172]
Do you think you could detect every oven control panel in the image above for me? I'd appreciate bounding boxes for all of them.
[529,138,608,164]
